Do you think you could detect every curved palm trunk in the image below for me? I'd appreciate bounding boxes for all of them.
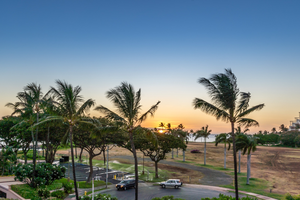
[231,122,239,200]
[204,137,206,165]
[70,126,79,200]
[129,132,138,200]
[246,153,251,185]
[224,143,226,169]
[238,150,241,173]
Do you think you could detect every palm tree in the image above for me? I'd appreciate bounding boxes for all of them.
[193,125,211,165]
[193,69,264,199]
[6,83,46,187]
[94,82,160,200]
[158,122,166,131]
[236,134,258,185]
[235,126,249,173]
[215,133,231,169]
[35,80,95,200]
[279,124,288,132]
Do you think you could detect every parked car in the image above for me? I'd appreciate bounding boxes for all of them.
[159,179,182,189]
[116,179,135,190]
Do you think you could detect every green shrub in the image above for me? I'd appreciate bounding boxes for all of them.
[37,188,50,199]
[285,193,300,200]
[79,193,118,200]
[14,163,66,187]
[152,196,184,200]
[51,190,65,199]
[200,194,258,200]
[63,181,73,194]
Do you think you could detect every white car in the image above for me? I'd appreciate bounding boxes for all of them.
[159,179,182,189]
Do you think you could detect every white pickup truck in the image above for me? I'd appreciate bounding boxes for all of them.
[159,179,182,189]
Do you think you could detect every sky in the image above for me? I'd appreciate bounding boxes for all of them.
[1,1,300,134]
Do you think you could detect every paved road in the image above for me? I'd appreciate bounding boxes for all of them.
[111,155,232,186]
[94,183,239,200]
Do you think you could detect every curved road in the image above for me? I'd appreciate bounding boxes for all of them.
[95,183,238,200]
[111,155,232,186]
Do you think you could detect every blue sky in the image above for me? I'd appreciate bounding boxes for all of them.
[1,1,300,133]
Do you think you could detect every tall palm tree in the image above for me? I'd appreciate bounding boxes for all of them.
[236,134,258,185]
[193,125,211,165]
[94,82,160,200]
[158,122,166,131]
[6,83,46,187]
[235,126,249,173]
[35,80,95,200]
[215,133,231,169]
[193,69,264,199]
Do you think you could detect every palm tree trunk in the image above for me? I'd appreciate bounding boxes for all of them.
[246,153,251,185]
[183,150,185,162]
[129,132,138,200]
[231,122,239,200]
[238,150,241,173]
[204,137,206,165]
[30,126,36,187]
[32,112,39,187]
[70,126,79,200]
[224,144,226,169]
[46,126,50,163]
[79,148,83,163]
[103,148,106,165]
[171,149,174,159]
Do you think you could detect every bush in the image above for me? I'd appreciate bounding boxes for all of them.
[285,193,300,200]
[190,149,200,153]
[152,196,184,200]
[63,181,73,194]
[51,190,65,199]
[14,163,66,187]
[37,188,50,199]
[79,193,118,200]
[201,194,258,200]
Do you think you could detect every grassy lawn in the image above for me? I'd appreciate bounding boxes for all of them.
[17,150,45,160]
[92,159,170,182]
[221,174,284,199]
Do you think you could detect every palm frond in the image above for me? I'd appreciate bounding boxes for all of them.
[76,99,95,116]
[193,98,230,122]
[237,104,265,118]
[94,105,125,122]
[235,92,251,115]
[138,101,160,124]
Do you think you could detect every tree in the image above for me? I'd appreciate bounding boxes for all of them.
[136,129,186,178]
[236,134,258,185]
[95,82,160,200]
[0,146,17,176]
[193,125,211,165]
[271,127,277,133]
[279,124,288,132]
[215,133,231,169]
[193,69,264,199]
[235,126,249,173]
[35,80,95,200]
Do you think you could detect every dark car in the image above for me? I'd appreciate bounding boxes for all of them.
[116,179,135,190]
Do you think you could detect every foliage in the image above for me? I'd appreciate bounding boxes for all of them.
[37,188,50,199]
[254,132,280,145]
[190,149,200,153]
[14,163,66,187]
[63,181,73,193]
[0,146,17,175]
[79,193,118,200]
[0,116,20,149]
[201,194,258,200]
[285,193,300,200]
[152,196,184,200]
[51,190,65,199]
[280,131,300,147]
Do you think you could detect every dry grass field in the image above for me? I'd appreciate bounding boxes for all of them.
[57,142,300,196]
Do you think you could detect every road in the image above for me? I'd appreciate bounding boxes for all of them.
[94,183,238,200]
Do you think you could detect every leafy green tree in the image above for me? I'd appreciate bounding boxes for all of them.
[136,128,186,178]
[95,82,160,200]
[279,124,288,132]
[215,133,231,169]
[193,125,211,165]
[193,69,264,199]
[236,134,258,185]
[35,80,95,199]
[0,146,17,175]
[0,116,20,150]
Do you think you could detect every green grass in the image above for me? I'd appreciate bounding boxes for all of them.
[78,180,108,188]
[86,188,106,195]
[195,163,233,171]
[221,174,284,199]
